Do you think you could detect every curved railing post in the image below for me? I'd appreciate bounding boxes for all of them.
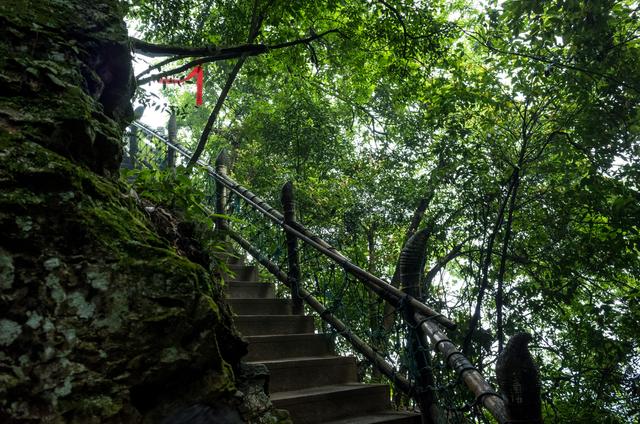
[400,229,437,424]
[215,149,230,233]
[281,181,304,315]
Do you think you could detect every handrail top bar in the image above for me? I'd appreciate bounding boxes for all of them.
[129,121,456,330]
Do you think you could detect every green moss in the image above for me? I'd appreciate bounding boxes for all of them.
[62,394,124,418]
[0,372,20,393]
[188,360,238,400]
[79,204,162,251]
[0,189,46,208]
[143,308,185,323]
[205,296,221,319]
[0,140,171,256]
[217,361,237,393]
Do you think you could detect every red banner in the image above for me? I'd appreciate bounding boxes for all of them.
[159,66,204,106]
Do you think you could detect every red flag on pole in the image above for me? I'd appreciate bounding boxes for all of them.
[159,66,204,106]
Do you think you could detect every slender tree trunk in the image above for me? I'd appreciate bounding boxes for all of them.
[497,114,530,352]
[188,0,266,167]
[463,174,516,355]
[496,169,520,352]
[187,58,246,167]
[467,106,533,356]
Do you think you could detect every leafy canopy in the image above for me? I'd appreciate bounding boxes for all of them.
[126,0,640,421]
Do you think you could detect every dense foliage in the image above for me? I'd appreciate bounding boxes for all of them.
[126,0,640,421]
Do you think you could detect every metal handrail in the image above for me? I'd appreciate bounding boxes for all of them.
[130,121,456,330]
[229,230,415,396]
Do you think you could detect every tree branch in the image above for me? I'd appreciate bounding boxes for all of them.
[134,29,343,85]
[423,241,466,288]
[463,169,517,356]
[269,28,344,49]
[131,37,229,57]
[186,0,273,167]
[135,55,184,80]
[137,52,263,86]
[376,0,408,57]
[132,29,342,59]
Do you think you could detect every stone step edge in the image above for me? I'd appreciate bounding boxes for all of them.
[245,355,355,367]
[270,383,388,403]
[323,411,421,424]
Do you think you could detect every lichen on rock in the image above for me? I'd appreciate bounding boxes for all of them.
[0,319,22,346]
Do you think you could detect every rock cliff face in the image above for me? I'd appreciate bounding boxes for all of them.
[0,1,256,422]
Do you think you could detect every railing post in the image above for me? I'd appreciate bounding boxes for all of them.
[281,181,304,315]
[128,128,138,169]
[166,111,177,169]
[215,149,230,233]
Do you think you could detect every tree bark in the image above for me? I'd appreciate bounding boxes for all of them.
[382,195,432,331]
[463,173,515,355]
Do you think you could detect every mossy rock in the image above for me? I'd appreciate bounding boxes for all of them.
[0,140,246,422]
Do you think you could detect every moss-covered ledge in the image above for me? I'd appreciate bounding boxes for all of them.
[0,1,133,177]
[0,139,248,422]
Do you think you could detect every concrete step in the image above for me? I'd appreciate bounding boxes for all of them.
[249,356,357,392]
[271,383,391,424]
[235,315,315,336]
[324,411,422,424]
[224,265,258,282]
[226,282,275,299]
[213,251,244,266]
[221,256,406,423]
[244,334,333,361]
[228,298,291,315]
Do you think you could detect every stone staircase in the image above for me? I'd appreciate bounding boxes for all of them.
[224,259,421,424]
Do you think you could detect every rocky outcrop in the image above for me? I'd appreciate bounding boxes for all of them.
[0,1,133,177]
[0,145,244,422]
[0,1,262,422]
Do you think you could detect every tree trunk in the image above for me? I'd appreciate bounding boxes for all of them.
[463,173,516,355]
[188,0,266,167]
[496,169,520,352]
